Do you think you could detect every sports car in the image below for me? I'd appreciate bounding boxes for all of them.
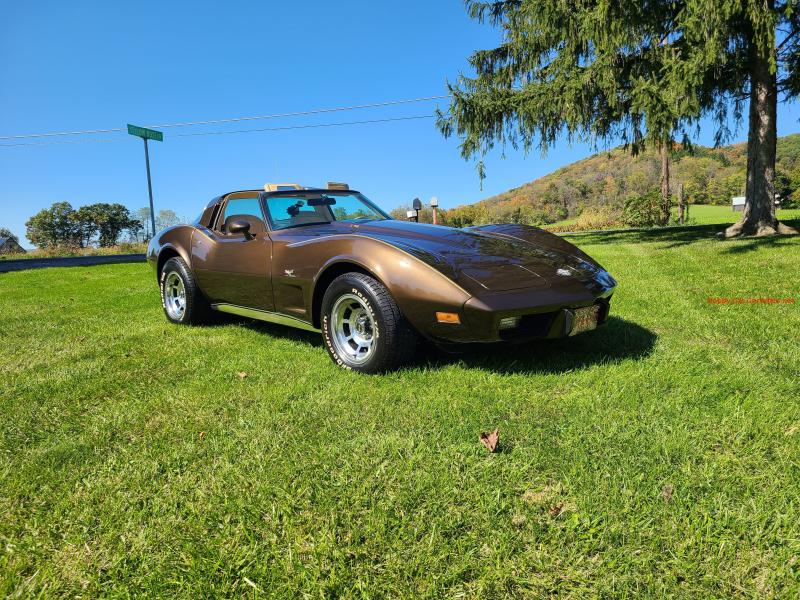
[147,183,616,372]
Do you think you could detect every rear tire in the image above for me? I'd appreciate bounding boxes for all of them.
[159,256,214,325]
[321,272,417,373]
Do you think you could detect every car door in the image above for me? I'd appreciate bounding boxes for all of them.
[191,191,274,310]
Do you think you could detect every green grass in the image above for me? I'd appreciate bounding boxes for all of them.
[1,224,799,597]
[543,205,800,230]
[675,204,800,225]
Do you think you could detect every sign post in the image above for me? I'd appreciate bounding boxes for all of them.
[127,124,163,237]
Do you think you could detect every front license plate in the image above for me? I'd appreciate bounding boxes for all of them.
[569,305,600,336]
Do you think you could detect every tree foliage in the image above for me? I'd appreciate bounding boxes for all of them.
[439,0,800,236]
[26,202,81,249]
[0,227,19,243]
[25,202,141,249]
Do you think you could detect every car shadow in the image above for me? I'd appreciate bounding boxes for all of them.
[415,316,657,375]
[214,314,656,375]
[218,314,322,347]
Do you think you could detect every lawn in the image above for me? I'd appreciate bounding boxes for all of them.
[1,224,799,597]
[673,204,800,225]
[543,205,800,231]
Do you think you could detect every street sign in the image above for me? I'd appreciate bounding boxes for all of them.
[127,124,163,142]
[128,124,163,237]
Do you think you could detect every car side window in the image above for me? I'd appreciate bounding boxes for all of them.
[217,196,266,234]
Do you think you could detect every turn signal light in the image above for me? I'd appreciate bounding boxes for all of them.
[436,312,461,324]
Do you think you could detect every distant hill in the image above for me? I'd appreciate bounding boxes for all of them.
[435,133,800,228]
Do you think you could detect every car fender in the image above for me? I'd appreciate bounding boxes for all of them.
[297,235,473,340]
[146,225,195,276]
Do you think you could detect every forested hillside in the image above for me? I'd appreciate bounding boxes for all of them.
[416,134,800,228]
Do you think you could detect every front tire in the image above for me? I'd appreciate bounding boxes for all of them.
[321,273,417,373]
[159,256,213,325]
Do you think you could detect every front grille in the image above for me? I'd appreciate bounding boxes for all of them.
[498,311,556,340]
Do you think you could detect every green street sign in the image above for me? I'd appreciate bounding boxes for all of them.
[127,124,163,142]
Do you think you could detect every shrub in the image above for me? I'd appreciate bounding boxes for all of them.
[574,206,620,230]
[622,191,662,227]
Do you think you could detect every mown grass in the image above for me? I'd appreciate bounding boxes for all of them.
[543,205,800,231]
[673,204,800,225]
[1,224,799,597]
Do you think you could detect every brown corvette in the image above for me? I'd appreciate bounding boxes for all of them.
[147,183,616,372]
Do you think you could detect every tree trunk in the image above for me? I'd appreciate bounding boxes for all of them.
[677,182,686,225]
[726,31,797,237]
[660,142,671,226]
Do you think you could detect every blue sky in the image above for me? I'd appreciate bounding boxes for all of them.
[2,0,800,247]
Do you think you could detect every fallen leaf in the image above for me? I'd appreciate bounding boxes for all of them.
[479,428,499,453]
[199,431,205,440]
[511,514,527,528]
[548,502,565,518]
[661,484,674,503]
[237,372,248,380]
[785,424,800,436]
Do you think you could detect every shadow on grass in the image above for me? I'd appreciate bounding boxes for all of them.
[567,218,799,250]
[419,316,657,375]
[212,314,322,347]
[215,314,656,375]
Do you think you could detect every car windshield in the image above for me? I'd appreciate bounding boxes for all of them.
[264,192,389,231]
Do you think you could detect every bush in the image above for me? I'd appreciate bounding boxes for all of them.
[622,191,662,227]
[574,206,620,230]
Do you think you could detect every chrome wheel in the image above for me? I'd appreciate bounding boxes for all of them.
[164,271,186,320]
[330,294,376,364]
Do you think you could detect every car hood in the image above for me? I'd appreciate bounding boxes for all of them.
[342,220,606,294]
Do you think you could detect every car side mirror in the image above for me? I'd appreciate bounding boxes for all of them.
[228,219,254,240]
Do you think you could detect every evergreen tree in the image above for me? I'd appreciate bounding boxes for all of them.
[439,0,799,237]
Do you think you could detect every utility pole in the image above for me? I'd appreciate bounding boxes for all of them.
[143,138,156,236]
[127,124,163,237]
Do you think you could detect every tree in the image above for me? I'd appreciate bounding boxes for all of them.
[438,1,690,227]
[135,207,153,239]
[25,202,80,248]
[438,0,799,237]
[155,209,182,231]
[688,0,799,236]
[72,205,101,247]
[79,203,137,247]
[0,227,18,243]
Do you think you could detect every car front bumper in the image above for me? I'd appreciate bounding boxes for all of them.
[424,270,616,344]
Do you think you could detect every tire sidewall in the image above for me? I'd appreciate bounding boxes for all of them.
[160,257,191,324]
[321,276,387,372]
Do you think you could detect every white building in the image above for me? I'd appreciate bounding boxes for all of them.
[731,195,781,212]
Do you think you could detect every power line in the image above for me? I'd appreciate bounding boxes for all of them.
[0,95,447,141]
[172,114,435,138]
[0,114,436,148]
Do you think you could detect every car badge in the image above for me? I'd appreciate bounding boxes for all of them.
[556,268,572,277]
[284,269,295,277]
